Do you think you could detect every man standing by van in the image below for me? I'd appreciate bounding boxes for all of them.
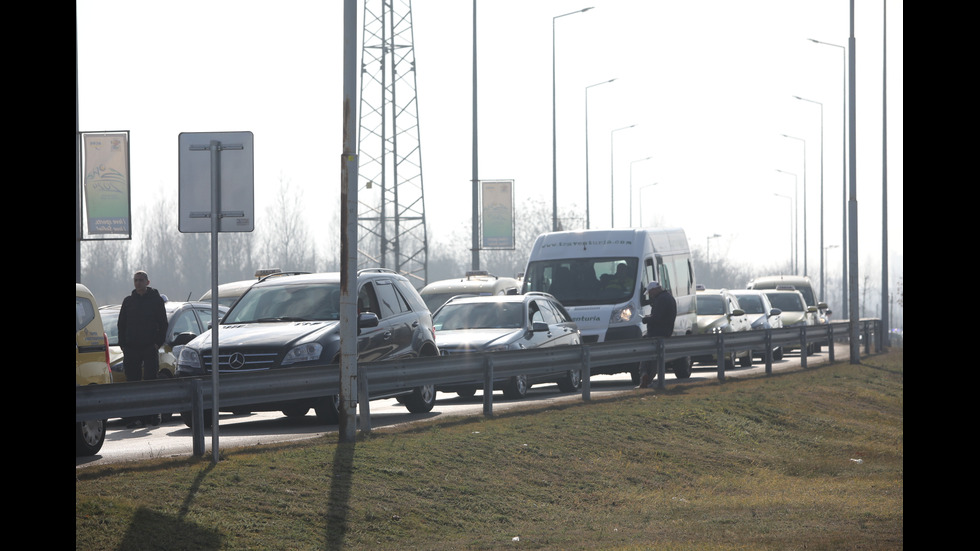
[118,270,168,427]
[638,281,676,388]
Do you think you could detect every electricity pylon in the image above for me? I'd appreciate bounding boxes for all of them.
[357,0,429,286]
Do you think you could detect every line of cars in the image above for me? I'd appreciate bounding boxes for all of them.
[172,269,585,428]
[692,275,831,369]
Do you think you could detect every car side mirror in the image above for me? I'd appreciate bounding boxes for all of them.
[730,309,745,317]
[807,306,818,313]
[171,332,197,347]
[769,308,782,317]
[818,302,829,310]
[358,312,380,329]
[531,321,549,333]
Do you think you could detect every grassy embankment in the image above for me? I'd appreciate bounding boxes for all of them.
[76,349,903,550]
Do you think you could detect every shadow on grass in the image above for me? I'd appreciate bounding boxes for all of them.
[325,441,355,549]
[114,462,224,549]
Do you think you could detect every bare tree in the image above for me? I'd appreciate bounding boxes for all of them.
[258,175,315,271]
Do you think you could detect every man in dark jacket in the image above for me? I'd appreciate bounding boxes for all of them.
[638,281,676,388]
[118,270,168,427]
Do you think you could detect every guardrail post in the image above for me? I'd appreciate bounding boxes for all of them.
[581,346,591,402]
[192,379,204,457]
[716,334,726,382]
[827,325,835,362]
[800,326,808,369]
[483,356,494,417]
[655,338,666,390]
[865,321,873,355]
[358,366,371,434]
[764,330,773,375]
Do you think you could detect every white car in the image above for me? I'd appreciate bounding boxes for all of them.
[731,290,785,360]
[694,289,752,368]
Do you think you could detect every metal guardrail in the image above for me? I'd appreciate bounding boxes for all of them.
[77,319,880,450]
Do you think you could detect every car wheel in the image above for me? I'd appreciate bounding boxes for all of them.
[282,406,311,418]
[456,387,478,399]
[403,384,436,413]
[671,357,692,379]
[313,396,340,424]
[774,347,784,361]
[557,369,581,392]
[180,409,213,429]
[739,353,752,368]
[503,375,528,400]
[76,419,106,457]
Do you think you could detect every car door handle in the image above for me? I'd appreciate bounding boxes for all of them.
[383,331,392,340]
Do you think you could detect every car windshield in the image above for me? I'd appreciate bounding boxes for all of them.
[422,292,458,314]
[101,309,120,345]
[696,295,726,315]
[433,302,524,331]
[224,283,341,323]
[733,294,765,314]
[522,257,638,306]
[765,292,804,312]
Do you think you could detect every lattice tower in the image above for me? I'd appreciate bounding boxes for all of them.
[357,0,429,286]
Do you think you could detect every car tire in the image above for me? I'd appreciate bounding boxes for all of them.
[739,353,752,368]
[456,387,477,399]
[557,369,581,392]
[671,357,692,379]
[403,384,437,413]
[503,375,528,400]
[774,347,784,361]
[76,419,106,457]
[180,409,214,429]
[313,396,340,424]
[282,406,311,418]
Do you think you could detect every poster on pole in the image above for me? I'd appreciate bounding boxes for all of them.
[481,180,515,250]
[80,131,131,239]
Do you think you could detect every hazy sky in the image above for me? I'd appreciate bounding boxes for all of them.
[76,0,902,292]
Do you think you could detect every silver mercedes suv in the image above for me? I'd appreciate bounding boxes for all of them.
[176,269,439,426]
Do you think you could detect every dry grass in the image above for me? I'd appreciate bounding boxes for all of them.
[76,348,903,550]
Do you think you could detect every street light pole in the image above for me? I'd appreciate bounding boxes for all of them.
[629,156,653,227]
[638,182,659,226]
[795,96,824,299]
[774,193,793,272]
[585,78,616,230]
[707,233,721,266]
[776,169,798,274]
[610,124,636,228]
[552,6,594,232]
[782,134,807,277]
[809,37,848,318]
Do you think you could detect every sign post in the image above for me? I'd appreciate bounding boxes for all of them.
[179,131,254,463]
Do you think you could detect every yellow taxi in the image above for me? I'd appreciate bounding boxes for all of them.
[76,283,111,456]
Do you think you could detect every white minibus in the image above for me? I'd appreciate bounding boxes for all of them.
[521,228,697,379]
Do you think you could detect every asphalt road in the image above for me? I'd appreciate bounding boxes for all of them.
[76,342,850,469]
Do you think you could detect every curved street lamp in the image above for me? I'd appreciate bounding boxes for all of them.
[781,134,807,276]
[584,78,617,229]
[629,156,653,227]
[809,37,848,317]
[795,95,825,298]
[552,6,594,231]
[610,123,636,228]
[776,169,798,274]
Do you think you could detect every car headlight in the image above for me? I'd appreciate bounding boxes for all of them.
[177,347,202,371]
[282,343,323,366]
[609,303,635,324]
[486,342,522,352]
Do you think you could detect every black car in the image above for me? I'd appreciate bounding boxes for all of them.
[175,269,439,426]
[431,292,581,399]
